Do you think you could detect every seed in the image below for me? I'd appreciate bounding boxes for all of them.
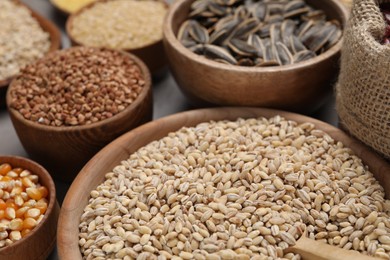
[0,0,50,81]
[9,47,145,127]
[178,0,341,67]
[70,0,167,49]
[78,116,390,259]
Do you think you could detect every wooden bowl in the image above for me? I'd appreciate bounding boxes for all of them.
[49,0,97,15]
[57,107,390,259]
[0,155,59,260]
[66,0,168,74]
[0,1,61,108]
[163,0,349,113]
[6,51,153,183]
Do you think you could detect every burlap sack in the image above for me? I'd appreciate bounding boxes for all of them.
[336,0,390,159]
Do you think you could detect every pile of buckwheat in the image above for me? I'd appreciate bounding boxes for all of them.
[0,0,50,81]
[9,47,145,127]
[69,0,167,49]
[79,116,390,260]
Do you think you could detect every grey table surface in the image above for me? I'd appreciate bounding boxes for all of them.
[0,0,338,259]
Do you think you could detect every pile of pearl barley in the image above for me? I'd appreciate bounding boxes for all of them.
[79,116,390,260]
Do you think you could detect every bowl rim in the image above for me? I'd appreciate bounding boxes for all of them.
[0,0,62,89]
[57,107,390,260]
[6,47,152,133]
[0,155,57,254]
[163,0,349,73]
[66,0,169,52]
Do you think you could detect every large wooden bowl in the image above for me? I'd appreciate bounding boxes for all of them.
[163,0,348,113]
[0,156,59,260]
[0,0,61,108]
[66,0,168,74]
[6,51,153,183]
[57,107,390,259]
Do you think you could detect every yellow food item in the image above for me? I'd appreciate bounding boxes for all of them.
[51,0,96,13]
[0,163,49,248]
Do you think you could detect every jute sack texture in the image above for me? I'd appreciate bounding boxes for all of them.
[336,0,390,159]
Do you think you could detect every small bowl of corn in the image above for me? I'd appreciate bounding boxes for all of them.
[0,155,59,260]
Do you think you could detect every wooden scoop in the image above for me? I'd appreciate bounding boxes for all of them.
[284,230,378,260]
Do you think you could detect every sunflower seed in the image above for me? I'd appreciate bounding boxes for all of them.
[179,0,342,67]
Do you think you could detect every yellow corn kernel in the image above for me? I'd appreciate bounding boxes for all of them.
[38,186,48,199]
[25,208,40,219]
[23,218,37,229]
[9,218,23,231]
[21,229,31,237]
[26,187,42,201]
[35,201,48,214]
[0,164,11,176]
[16,207,29,219]
[5,207,16,220]
[22,177,35,188]
[9,231,21,241]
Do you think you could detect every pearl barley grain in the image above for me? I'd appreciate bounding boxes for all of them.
[79,116,390,259]
[70,0,167,49]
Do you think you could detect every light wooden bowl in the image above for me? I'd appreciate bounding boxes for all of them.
[163,0,349,113]
[57,107,390,259]
[49,0,97,15]
[6,50,153,183]
[66,0,168,74]
[0,155,59,260]
[0,0,61,108]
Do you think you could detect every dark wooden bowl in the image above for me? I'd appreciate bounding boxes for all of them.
[163,0,349,113]
[0,155,59,260]
[6,51,153,183]
[0,1,61,108]
[66,0,168,74]
[57,107,390,259]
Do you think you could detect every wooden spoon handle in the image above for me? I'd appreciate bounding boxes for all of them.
[284,236,377,260]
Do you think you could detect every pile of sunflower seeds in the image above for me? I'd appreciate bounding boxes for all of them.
[178,0,342,66]
[0,0,50,81]
[79,116,390,259]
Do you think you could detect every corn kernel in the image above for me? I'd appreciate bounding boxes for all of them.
[16,207,28,219]
[25,208,40,219]
[22,218,37,229]
[37,214,44,224]
[12,168,23,175]
[0,211,5,220]
[0,223,7,232]
[26,187,42,201]
[6,200,18,210]
[21,229,31,237]
[9,231,21,241]
[27,175,38,184]
[14,195,24,207]
[9,218,23,231]
[5,207,15,220]
[19,170,31,178]
[1,176,12,182]
[0,164,11,176]
[0,231,7,240]
[0,200,6,210]
[10,187,23,197]
[35,201,48,214]
[22,177,34,188]
[6,171,18,178]
[38,186,48,199]
[23,200,36,208]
